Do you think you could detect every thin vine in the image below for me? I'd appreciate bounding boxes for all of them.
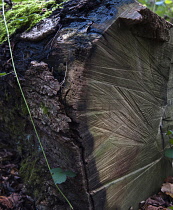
[2,1,73,209]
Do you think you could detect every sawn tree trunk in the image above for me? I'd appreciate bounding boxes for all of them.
[0,0,173,209]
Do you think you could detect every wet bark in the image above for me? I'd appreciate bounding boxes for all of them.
[0,0,173,209]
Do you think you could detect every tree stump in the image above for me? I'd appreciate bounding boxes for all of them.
[0,0,173,209]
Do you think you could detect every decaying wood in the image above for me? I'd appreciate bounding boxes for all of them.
[0,0,173,209]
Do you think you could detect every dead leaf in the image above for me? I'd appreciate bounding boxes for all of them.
[2,176,9,181]
[145,205,165,209]
[161,183,173,198]
[145,195,165,206]
[10,168,18,175]
[8,193,22,207]
[0,196,13,209]
[0,150,13,161]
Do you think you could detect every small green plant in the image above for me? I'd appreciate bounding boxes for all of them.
[40,103,49,115]
[164,130,173,159]
[0,72,13,76]
[138,0,173,22]
[50,168,76,184]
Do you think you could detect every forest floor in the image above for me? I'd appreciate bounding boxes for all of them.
[1,145,173,210]
[139,177,173,210]
[0,147,35,209]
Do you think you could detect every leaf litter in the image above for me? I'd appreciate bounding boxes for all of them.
[0,148,35,209]
[1,144,173,210]
[139,177,173,210]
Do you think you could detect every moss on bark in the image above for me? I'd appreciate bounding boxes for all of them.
[0,0,66,44]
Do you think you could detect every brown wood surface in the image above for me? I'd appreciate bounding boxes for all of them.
[62,2,173,209]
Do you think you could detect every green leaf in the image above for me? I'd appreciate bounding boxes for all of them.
[165,0,172,4]
[155,1,164,5]
[50,168,76,184]
[168,207,173,209]
[164,148,173,158]
[169,139,173,144]
[50,168,67,184]
[16,16,28,21]
[18,19,25,21]
[65,170,76,178]
[50,168,63,174]
[0,72,13,77]
[166,130,173,135]
[0,72,7,76]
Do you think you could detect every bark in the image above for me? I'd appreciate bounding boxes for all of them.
[0,0,173,209]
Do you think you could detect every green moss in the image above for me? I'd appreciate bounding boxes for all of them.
[40,103,49,115]
[0,93,26,137]
[19,156,45,196]
[21,101,29,116]
[33,188,40,198]
[20,157,38,184]
[0,0,66,44]
[19,154,51,200]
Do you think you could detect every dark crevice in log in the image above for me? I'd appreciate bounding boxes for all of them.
[67,120,95,210]
[60,89,99,210]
